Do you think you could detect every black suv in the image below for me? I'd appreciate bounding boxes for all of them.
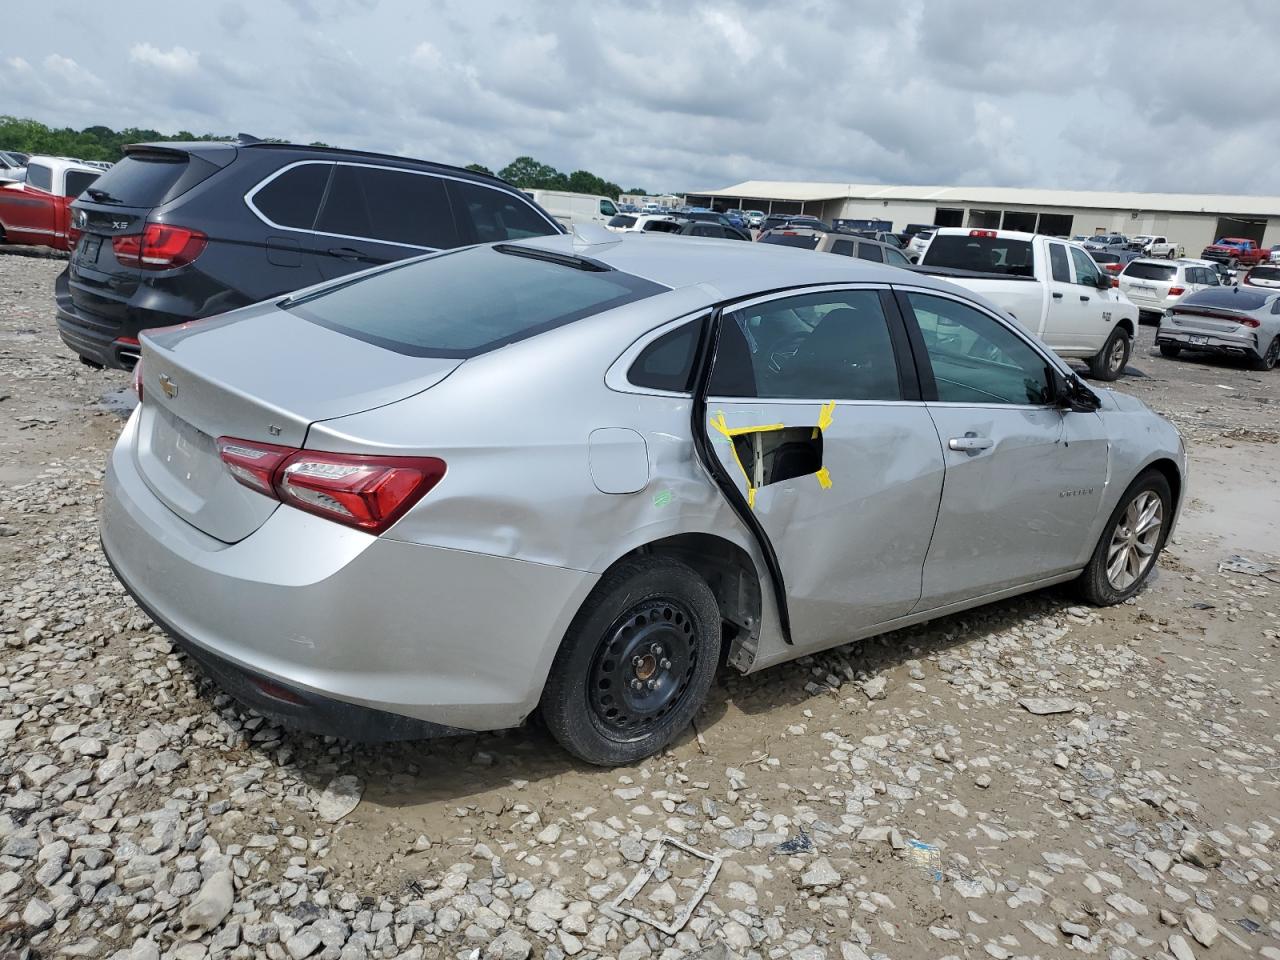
[56,139,564,369]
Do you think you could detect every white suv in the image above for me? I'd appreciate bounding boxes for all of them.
[1117,258,1220,323]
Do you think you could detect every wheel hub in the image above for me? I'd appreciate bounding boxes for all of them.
[588,598,698,738]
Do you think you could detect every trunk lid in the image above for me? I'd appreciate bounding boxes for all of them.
[136,301,462,542]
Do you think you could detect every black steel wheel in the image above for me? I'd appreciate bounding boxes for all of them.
[541,556,720,766]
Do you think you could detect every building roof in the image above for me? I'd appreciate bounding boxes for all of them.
[692,180,1280,217]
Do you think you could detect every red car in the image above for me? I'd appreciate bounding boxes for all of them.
[1200,237,1268,268]
[0,157,103,252]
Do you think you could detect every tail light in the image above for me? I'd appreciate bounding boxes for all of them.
[216,438,446,534]
[1111,277,1119,287]
[969,230,997,238]
[1167,286,1185,297]
[1176,309,1260,327]
[113,223,207,270]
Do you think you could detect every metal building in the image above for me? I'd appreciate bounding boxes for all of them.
[685,181,1280,254]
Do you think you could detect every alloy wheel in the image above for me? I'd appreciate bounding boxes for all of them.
[1108,335,1128,376]
[1106,490,1164,591]
[1264,338,1280,370]
[587,598,700,740]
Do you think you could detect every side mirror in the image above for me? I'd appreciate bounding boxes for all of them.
[1050,367,1102,412]
[1095,272,1113,290]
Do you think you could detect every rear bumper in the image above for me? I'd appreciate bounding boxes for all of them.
[100,410,598,737]
[55,268,141,369]
[1155,326,1261,358]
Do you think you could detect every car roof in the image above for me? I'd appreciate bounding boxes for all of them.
[511,231,950,302]
[1128,257,1181,266]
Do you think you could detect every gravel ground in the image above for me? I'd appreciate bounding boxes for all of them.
[2,247,1279,960]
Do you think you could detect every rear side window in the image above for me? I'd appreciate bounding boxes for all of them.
[1249,266,1280,282]
[315,164,459,249]
[628,319,704,392]
[1123,262,1177,281]
[922,235,1034,276]
[829,239,855,257]
[253,163,331,230]
[885,247,911,267]
[86,153,217,206]
[642,220,681,234]
[285,245,667,358]
[64,170,99,198]
[1049,243,1071,282]
[856,243,884,263]
[447,179,557,243]
[25,163,52,192]
[761,233,820,250]
[608,215,637,228]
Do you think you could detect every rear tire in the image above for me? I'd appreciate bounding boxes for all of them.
[1087,327,1131,381]
[1159,342,1182,358]
[1250,336,1280,371]
[1076,470,1172,605]
[540,556,720,766]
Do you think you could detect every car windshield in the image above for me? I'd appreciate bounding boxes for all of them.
[1123,262,1177,281]
[921,234,1034,277]
[285,245,667,358]
[1180,287,1270,311]
[761,233,821,250]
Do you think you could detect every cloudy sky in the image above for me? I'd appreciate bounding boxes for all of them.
[5,0,1279,196]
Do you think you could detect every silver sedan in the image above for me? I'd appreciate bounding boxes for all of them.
[102,232,1187,765]
[1156,285,1280,370]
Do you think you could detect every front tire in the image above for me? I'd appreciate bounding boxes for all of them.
[1076,470,1172,605]
[1087,327,1131,381]
[541,556,721,766]
[1250,336,1280,371]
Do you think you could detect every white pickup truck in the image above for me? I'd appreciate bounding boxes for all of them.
[1131,235,1184,259]
[915,228,1139,381]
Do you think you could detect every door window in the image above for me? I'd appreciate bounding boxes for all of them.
[1049,243,1071,282]
[448,179,556,243]
[829,239,855,257]
[315,164,460,248]
[709,289,902,401]
[253,162,331,230]
[907,293,1053,406]
[855,243,884,263]
[64,170,100,198]
[885,247,911,267]
[599,199,618,217]
[1069,247,1102,287]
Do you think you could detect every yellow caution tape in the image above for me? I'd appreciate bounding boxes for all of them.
[709,401,837,507]
[815,466,832,490]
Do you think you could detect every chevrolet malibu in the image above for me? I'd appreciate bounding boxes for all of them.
[102,233,1187,765]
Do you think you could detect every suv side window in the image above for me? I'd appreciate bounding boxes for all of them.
[856,243,884,263]
[885,246,912,267]
[627,319,703,392]
[447,179,556,243]
[315,164,460,249]
[709,289,902,401]
[906,293,1053,406]
[1049,243,1071,283]
[829,239,855,257]
[1069,247,1102,287]
[253,163,331,230]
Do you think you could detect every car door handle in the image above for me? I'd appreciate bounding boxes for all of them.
[1052,292,1064,300]
[1080,295,1091,301]
[327,246,370,261]
[948,435,994,452]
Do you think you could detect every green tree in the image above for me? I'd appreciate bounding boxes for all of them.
[464,162,494,176]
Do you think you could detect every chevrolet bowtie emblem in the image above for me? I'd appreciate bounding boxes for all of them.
[159,374,178,399]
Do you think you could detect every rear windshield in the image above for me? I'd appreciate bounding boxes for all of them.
[761,233,821,250]
[921,235,1034,277]
[1091,253,1120,264]
[84,152,216,207]
[608,215,637,228]
[1123,262,1177,281]
[1249,266,1280,281]
[1181,288,1270,311]
[284,244,668,358]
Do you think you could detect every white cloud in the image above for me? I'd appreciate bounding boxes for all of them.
[128,43,200,74]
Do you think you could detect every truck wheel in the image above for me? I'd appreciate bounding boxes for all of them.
[1159,343,1182,358]
[1087,328,1131,381]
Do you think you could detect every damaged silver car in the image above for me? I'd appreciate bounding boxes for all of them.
[101,231,1187,765]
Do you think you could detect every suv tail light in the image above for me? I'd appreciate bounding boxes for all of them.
[1167,286,1185,296]
[969,230,997,238]
[113,223,207,270]
[215,438,446,534]
[1111,277,1120,287]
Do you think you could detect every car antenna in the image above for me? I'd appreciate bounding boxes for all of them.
[237,133,264,144]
